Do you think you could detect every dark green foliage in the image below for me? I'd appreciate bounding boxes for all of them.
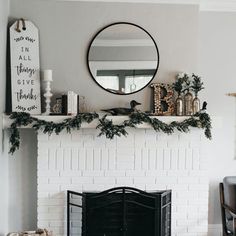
[191,73,204,96]
[96,111,212,141]
[8,111,212,155]
[173,73,205,96]
[97,115,128,139]
[172,76,185,96]
[8,112,99,154]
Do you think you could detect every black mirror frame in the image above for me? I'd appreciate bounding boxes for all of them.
[87,22,160,95]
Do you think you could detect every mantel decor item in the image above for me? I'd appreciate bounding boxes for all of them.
[101,100,141,115]
[150,83,174,116]
[7,228,52,236]
[8,109,212,155]
[173,73,205,116]
[172,73,187,116]
[42,70,53,115]
[87,22,159,95]
[191,74,204,114]
[9,19,41,114]
[184,91,193,116]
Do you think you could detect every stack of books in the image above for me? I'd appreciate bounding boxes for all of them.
[62,91,79,115]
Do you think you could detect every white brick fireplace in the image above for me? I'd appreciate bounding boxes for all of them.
[37,127,209,236]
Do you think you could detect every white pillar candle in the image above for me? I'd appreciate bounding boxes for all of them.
[43,69,53,81]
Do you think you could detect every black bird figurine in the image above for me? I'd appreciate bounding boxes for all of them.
[201,101,207,111]
[101,100,141,115]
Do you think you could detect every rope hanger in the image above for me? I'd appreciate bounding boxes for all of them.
[15,18,26,32]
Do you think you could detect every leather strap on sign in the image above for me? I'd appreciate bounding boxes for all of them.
[15,18,26,32]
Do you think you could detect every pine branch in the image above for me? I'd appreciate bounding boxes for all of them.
[8,111,212,155]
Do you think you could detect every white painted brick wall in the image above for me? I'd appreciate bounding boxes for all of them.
[37,129,209,236]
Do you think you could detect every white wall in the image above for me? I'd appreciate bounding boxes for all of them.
[0,0,9,235]
[199,12,236,225]
[9,0,199,111]
[4,0,236,231]
[8,129,37,232]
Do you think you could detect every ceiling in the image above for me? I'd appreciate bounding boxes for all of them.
[54,0,236,12]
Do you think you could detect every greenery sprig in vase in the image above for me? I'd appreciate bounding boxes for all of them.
[191,74,204,114]
[173,73,205,116]
[172,73,187,116]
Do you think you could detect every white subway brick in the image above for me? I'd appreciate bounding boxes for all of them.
[93,148,101,170]
[178,148,186,169]
[56,148,64,171]
[156,148,164,169]
[101,148,109,170]
[71,148,79,170]
[164,148,171,169]
[116,177,133,185]
[105,170,125,177]
[94,177,115,184]
[82,170,104,177]
[63,148,72,170]
[86,149,93,170]
[134,148,142,170]
[108,148,116,170]
[49,177,70,184]
[71,177,93,184]
[60,171,81,177]
[148,149,156,170]
[141,148,149,169]
[126,170,145,177]
[38,129,208,236]
[134,177,155,184]
[78,149,86,170]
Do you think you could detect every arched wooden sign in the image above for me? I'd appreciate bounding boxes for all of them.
[10,19,41,114]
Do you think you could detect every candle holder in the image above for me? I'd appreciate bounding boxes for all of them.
[43,70,53,115]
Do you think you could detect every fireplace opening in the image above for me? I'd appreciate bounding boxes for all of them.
[67,187,171,236]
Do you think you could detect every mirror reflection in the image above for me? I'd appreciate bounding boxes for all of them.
[87,23,159,95]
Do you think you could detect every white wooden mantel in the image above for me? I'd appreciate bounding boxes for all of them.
[2,113,192,129]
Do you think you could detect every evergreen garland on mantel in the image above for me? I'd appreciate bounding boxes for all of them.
[8,111,212,155]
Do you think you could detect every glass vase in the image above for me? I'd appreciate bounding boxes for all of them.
[184,91,193,116]
[176,95,184,116]
[193,96,200,114]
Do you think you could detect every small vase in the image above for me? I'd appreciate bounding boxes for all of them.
[184,91,193,116]
[193,96,200,114]
[176,95,184,116]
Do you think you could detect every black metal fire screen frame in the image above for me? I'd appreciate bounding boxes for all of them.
[67,187,171,236]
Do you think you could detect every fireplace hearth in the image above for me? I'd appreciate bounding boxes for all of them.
[67,187,171,236]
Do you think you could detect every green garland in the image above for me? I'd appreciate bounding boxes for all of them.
[8,111,212,155]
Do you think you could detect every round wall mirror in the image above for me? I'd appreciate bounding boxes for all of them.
[87,22,160,95]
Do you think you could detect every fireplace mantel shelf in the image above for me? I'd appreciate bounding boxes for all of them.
[2,113,191,129]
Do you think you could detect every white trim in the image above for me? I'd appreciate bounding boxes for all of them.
[45,0,236,12]
[89,60,157,70]
[89,60,157,76]
[208,224,222,236]
[92,39,154,47]
[200,1,236,12]
[54,0,200,4]
[2,113,192,129]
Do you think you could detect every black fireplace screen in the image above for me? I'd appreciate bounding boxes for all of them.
[67,187,171,236]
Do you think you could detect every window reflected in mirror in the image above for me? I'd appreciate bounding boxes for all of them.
[87,22,159,95]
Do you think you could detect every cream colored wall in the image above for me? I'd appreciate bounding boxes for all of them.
[9,0,199,111]
[199,11,236,224]
[0,0,9,235]
[5,0,236,231]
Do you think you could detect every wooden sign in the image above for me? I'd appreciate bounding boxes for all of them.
[150,83,174,116]
[10,19,41,114]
